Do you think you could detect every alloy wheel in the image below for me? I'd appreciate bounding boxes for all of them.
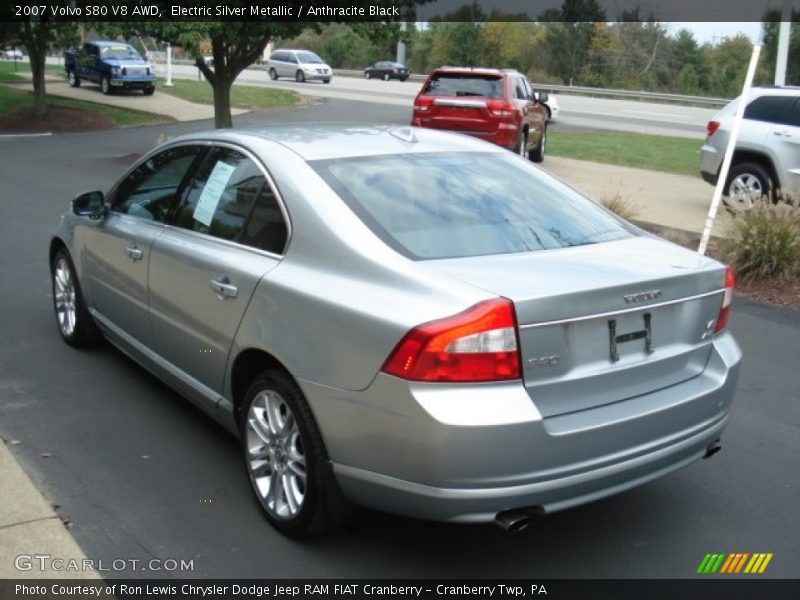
[53,258,77,337]
[245,389,307,520]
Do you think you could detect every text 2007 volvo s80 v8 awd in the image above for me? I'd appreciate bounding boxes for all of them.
[50,126,741,536]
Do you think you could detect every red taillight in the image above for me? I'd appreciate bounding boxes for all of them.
[707,120,721,137]
[381,298,521,382]
[714,266,735,333]
[413,97,433,112]
[487,100,515,117]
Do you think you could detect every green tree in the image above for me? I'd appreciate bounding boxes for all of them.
[0,20,77,116]
[540,0,606,85]
[762,10,800,85]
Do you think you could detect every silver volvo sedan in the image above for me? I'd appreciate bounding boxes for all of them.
[50,126,741,536]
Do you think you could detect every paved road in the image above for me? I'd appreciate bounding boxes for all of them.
[0,100,797,579]
[46,57,715,138]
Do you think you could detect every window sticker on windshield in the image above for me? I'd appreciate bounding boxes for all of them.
[193,161,236,227]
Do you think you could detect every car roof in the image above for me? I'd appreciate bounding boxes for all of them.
[431,67,518,77]
[91,40,135,47]
[166,124,505,162]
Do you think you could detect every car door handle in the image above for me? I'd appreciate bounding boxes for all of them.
[773,130,792,137]
[209,276,238,299]
[124,244,143,261]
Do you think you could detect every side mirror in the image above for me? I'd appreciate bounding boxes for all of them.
[72,190,106,220]
[537,91,550,103]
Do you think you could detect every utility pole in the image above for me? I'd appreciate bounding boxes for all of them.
[774,0,792,86]
[396,22,407,65]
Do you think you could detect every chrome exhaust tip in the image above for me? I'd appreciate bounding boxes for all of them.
[495,509,535,532]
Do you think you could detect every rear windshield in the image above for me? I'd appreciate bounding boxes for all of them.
[313,152,634,260]
[423,74,503,98]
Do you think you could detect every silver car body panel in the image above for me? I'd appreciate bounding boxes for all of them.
[53,125,742,522]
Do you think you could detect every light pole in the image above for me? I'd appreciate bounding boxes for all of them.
[165,42,174,87]
[774,0,792,86]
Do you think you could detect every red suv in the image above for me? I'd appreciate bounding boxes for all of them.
[411,67,549,162]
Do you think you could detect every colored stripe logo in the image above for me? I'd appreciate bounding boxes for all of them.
[696,553,773,574]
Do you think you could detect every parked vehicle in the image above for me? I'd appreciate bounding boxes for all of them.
[3,48,23,60]
[364,61,409,81]
[540,92,559,121]
[51,125,741,537]
[65,41,156,95]
[266,49,332,83]
[412,67,549,162]
[700,86,800,210]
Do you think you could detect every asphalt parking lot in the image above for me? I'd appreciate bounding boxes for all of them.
[0,98,798,579]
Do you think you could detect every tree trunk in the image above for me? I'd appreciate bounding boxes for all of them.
[31,44,47,117]
[212,77,233,129]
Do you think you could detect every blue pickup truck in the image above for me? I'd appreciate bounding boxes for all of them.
[65,41,156,96]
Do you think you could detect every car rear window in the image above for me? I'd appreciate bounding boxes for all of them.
[422,74,503,99]
[313,152,634,260]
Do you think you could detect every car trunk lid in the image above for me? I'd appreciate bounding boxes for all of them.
[423,236,726,417]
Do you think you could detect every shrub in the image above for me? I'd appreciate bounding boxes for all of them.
[599,192,639,221]
[722,203,800,282]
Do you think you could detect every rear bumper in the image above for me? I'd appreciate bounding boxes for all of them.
[303,332,741,522]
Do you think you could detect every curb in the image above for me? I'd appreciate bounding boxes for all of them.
[0,439,97,579]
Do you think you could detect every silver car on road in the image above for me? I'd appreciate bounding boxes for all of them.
[51,126,741,536]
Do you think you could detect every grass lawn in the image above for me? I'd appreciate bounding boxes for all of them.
[0,60,63,82]
[0,84,169,128]
[157,78,301,110]
[548,131,701,177]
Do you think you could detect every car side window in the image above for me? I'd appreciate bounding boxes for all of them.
[744,96,795,125]
[514,79,527,100]
[523,78,534,100]
[788,98,800,127]
[239,185,289,254]
[288,54,298,64]
[111,145,205,223]
[170,147,273,244]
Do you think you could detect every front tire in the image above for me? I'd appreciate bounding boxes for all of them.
[143,86,155,96]
[725,162,773,211]
[241,370,345,537]
[365,71,372,80]
[383,73,390,81]
[67,70,80,88]
[51,249,100,347]
[100,76,112,95]
[268,68,278,81]
[295,70,305,83]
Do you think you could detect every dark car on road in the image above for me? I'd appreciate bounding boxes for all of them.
[364,61,410,81]
[412,67,549,162]
[65,41,156,96]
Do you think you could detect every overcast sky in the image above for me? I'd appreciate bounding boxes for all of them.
[667,22,765,44]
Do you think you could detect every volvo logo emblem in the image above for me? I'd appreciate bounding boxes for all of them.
[623,290,663,304]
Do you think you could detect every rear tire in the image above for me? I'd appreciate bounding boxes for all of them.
[295,70,305,83]
[240,369,347,537]
[383,73,390,81]
[516,130,528,159]
[51,248,100,347]
[67,70,80,88]
[530,124,547,163]
[725,162,774,211]
[268,68,278,81]
[365,71,372,80]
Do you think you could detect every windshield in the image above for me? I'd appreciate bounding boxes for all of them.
[296,52,323,64]
[101,45,142,61]
[314,152,634,260]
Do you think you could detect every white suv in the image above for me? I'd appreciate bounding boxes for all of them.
[700,86,800,210]
[266,49,332,84]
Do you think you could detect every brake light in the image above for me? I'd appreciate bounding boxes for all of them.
[714,266,735,333]
[488,100,515,117]
[707,120,720,137]
[382,298,521,382]
[413,97,433,112]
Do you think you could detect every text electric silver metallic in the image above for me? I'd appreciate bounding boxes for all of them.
[50,126,741,536]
